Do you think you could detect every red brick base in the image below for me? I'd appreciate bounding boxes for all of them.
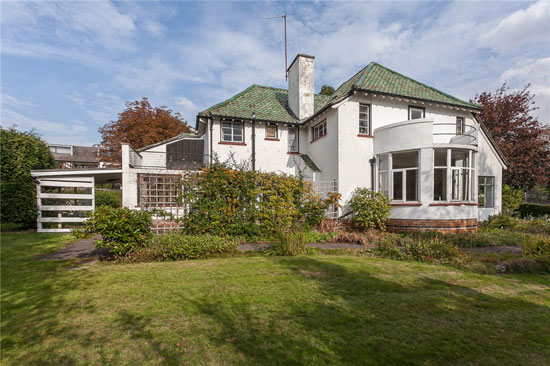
[387,218,477,233]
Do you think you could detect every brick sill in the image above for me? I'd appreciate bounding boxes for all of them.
[390,202,423,206]
[218,141,246,146]
[429,202,479,206]
[357,134,373,138]
[264,138,280,141]
[287,152,300,155]
[310,134,327,143]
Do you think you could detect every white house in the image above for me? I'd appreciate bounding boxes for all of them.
[32,54,507,233]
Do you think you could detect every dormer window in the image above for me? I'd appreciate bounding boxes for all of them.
[408,106,425,120]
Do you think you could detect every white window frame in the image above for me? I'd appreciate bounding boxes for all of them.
[432,148,476,202]
[359,104,371,135]
[408,106,425,120]
[377,151,419,202]
[221,119,244,143]
[266,124,278,139]
[311,120,327,141]
[288,126,299,152]
[456,117,465,135]
[478,176,495,208]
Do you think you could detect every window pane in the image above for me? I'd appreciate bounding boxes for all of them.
[452,169,460,200]
[378,155,388,171]
[393,171,403,200]
[410,108,423,119]
[379,172,388,196]
[461,169,469,201]
[406,169,417,201]
[451,150,469,167]
[486,182,494,207]
[434,168,447,201]
[478,184,485,207]
[434,149,447,166]
[456,117,465,135]
[266,125,277,138]
[392,151,418,169]
[288,127,298,152]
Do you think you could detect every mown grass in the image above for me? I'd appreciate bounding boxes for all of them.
[1,232,550,365]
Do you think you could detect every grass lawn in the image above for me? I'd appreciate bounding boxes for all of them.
[1,232,550,365]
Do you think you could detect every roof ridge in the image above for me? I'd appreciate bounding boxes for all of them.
[369,62,480,107]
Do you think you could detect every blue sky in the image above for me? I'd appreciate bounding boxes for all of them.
[1,1,549,146]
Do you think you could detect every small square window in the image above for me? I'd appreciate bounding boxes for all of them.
[312,120,327,141]
[266,124,277,139]
[409,106,425,120]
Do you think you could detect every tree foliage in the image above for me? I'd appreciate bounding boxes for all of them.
[475,84,550,190]
[320,85,335,96]
[0,127,55,227]
[98,97,192,163]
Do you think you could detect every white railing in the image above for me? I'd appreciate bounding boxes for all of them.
[433,122,478,145]
[314,180,339,219]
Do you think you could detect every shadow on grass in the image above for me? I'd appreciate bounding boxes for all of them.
[1,234,98,365]
[185,257,550,365]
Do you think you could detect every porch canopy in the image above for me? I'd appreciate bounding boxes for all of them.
[31,168,122,232]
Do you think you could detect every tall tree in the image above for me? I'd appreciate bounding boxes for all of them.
[98,98,192,162]
[320,85,335,96]
[0,127,55,227]
[475,84,550,190]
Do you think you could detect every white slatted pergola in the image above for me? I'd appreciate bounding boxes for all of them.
[31,168,122,233]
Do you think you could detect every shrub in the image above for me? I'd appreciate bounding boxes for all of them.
[522,235,550,257]
[346,188,390,230]
[180,165,333,238]
[403,235,467,264]
[153,233,239,260]
[374,238,405,259]
[95,190,122,208]
[0,128,55,227]
[502,185,524,215]
[74,207,152,256]
[270,229,308,256]
[518,203,550,218]
[482,215,517,230]
[500,257,550,274]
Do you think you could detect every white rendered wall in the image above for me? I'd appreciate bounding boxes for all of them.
[306,109,339,183]
[477,130,504,220]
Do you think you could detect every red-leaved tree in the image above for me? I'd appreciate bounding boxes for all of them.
[475,83,550,190]
[98,98,191,163]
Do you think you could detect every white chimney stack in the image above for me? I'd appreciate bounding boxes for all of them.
[287,54,314,120]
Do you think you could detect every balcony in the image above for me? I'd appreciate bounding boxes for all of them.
[128,147,209,170]
[374,118,478,154]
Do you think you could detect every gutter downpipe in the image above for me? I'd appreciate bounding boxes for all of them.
[251,120,256,171]
[209,117,213,166]
[369,158,376,190]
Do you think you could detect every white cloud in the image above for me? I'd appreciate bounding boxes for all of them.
[480,1,550,53]
[500,57,550,124]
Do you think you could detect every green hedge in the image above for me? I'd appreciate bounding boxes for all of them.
[153,233,239,260]
[95,190,122,208]
[518,203,550,218]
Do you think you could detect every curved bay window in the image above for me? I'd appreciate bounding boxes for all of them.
[433,149,475,202]
[378,151,419,202]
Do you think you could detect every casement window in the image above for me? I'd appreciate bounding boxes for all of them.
[433,149,476,202]
[478,176,495,208]
[221,119,244,143]
[359,104,371,135]
[377,151,419,202]
[311,120,327,141]
[456,117,465,135]
[408,106,425,120]
[288,126,299,152]
[266,124,278,139]
[49,145,72,155]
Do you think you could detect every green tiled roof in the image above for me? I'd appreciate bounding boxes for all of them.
[300,154,321,172]
[199,63,480,123]
[333,62,481,109]
[199,84,332,122]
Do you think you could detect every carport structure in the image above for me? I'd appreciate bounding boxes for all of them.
[31,168,122,232]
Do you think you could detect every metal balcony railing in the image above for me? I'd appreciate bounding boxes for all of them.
[129,150,210,170]
[432,122,478,145]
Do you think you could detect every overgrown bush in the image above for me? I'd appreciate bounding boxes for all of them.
[346,188,390,230]
[74,207,152,256]
[502,185,524,215]
[0,128,55,227]
[403,235,467,264]
[522,235,550,257]
[374,238,405,259]
[180,164,334,238]
[269,229,308,256]
[95,190,122,208]
[518,203,550,218]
